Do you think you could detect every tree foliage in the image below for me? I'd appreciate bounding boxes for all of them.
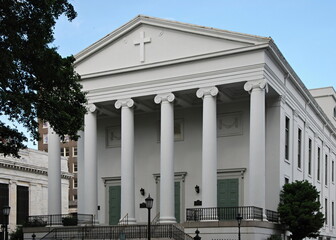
[0,0,87,157]
[278,180,324,240]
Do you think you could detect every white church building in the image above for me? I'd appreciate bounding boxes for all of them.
[45,16,336,239]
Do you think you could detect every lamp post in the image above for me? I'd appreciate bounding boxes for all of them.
[2,206,11,240]
[145,194,153,240]
[236,213,243,240]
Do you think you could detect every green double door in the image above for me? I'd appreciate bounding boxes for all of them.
[217,178,239,220]
[108,183,181,224]
[109,186,121,225]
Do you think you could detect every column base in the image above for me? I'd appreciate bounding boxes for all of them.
[159,216,176,224]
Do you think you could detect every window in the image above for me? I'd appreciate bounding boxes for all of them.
[73,147,77,157]
[297,128,302,168]
[43,134,48,144]
[285,177,289,184]
[308,138,312,175]
[17,186,29,225]
[325,199,328,225]
[332,160,335,183]
[332,201,335,227]
[317,147,321,181]
[73,179,78,189]
[0,184,9,225]
[61,147,70,157]
[73,194,77,201]
[73,163,78,173]
[325,155,328,186]
[285,117,290,160]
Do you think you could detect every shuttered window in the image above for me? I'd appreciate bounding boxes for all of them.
[17,186,29,225]
[0,183,9,225]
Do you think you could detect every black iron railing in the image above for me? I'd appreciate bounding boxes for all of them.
[25,213,94,227]
[266,209,280,223]
[186,206,263,221]
[40,224,193,240]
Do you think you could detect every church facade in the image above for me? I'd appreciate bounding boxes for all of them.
[57,16,335,239]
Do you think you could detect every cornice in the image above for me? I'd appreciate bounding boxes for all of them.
[0,160,72,179]
[153,171,187,183]
[85,64,265,104]
[267,41,336,138]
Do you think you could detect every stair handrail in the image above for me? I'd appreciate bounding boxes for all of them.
[151,212,160,225]
[118,213,129,225]
[39,223,194,240]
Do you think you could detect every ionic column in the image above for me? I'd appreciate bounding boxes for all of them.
[77,130,85,214]
[154,93,176,223]
[244,79,268,211]
[196,87,218,209]
[115,98,136,224]
[48,126,62,215]
[84,104,98,218]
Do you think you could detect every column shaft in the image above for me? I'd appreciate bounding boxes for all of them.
[115,99,136,224]
[48,127,62,215]
[84,104,98,218]
[155,93,176,223]
[244,80,267,210]
[197,87,218,208]
[77,130,85,214]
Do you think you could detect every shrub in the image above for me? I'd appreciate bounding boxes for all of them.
[62,216,78,226]
[9,226,23,240]
[23,218,47,227]
[267,235,282,240]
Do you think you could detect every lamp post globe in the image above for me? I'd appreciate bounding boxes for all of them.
[145,194,153,209]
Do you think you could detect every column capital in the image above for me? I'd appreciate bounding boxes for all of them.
[154,93,175,104]
[196,86,218,98]
[87,104,97,113]
[115,98,134,109]
[244,79,268,93]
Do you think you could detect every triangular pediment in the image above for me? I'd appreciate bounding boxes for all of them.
[75,15,270,77]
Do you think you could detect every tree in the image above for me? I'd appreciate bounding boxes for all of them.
[278,180,324,240]
[0,0,87,157]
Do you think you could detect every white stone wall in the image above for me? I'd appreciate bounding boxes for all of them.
[0,149,70,231]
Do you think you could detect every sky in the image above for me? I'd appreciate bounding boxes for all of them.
[5,0,336,149]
